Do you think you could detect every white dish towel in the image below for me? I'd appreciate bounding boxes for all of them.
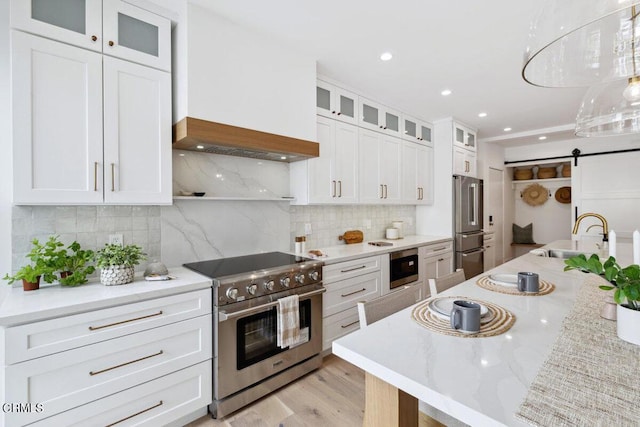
[277,294,300,348]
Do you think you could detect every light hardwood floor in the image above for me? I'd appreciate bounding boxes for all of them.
[187,355,444,427]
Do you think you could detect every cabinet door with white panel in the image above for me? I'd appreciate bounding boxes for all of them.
[402,142,433,205]
[359,130,402,204]
[316,80,358,125]
[12,31,104,204]
[454,122,476,152]
[103,56,172,204]
[454,146,477,177]
[419,241,454,295]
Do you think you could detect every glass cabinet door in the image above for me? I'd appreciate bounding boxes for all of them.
[102,0,171,71]
[466,132,476,149]
[404,118,417,139]
[10,0,102,51]
[338,93,356,123]
[420,125,432,143]
[384,111,400,134]
[361,102,380,128]
[455,126,465,146]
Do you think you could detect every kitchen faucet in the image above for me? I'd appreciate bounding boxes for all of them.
[572,213,609,242]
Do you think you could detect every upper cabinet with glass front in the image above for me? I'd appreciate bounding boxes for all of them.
[453,122,477,152]
[359,97,402,137]
[402,114,433,146]
[10,0,170,71]
[316,80,358,125]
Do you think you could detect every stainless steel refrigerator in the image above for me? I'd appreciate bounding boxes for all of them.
[453,175,484,278]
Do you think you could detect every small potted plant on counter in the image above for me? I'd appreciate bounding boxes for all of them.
[59,242,95,287]
[564,254,640,345]
[95,243,146,286]
[2,236,64,291]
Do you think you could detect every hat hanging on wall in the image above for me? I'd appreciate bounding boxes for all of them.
[521,183,550,206]
[554,186,571,204]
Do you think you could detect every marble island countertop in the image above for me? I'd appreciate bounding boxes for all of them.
[332,240,599,427]
[0,267,212,326]
[309,234,452,265]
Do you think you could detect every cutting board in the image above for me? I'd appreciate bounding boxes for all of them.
[339,230,364,244]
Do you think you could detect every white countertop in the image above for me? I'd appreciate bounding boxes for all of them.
[311,235,452,265]
[0,267,212,326]
[332,240,599,427]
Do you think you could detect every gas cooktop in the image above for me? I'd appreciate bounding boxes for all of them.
[183,251,311,279]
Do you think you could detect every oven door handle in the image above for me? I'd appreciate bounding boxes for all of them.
[218,288,326,322]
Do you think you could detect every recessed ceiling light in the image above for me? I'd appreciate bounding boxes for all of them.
[196,145,204,149]
[380,52,393,61]
[503,127,512,132]
[538,136,547,140]
[478,112,487,118]
[441,89,452,96]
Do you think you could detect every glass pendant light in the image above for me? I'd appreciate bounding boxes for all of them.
[523,0,640,88]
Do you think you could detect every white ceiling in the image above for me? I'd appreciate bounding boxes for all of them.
[190,0,589,146]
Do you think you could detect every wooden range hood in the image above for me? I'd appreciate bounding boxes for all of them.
[173,117,319,163]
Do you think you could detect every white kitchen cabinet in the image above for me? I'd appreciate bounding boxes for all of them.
[419,242,454,296]
[454,145,477,177]
[359,97,403,138]
[11,31,171,205]
[10,0,171,71]
[402,114,433,145]
[307,116,358,203]
[316,80,358,125]
[402,141,433,205]
[359,129,402,204]
[322,255,382,351]
[1,288,212,426]
[454,122,477,152]
[484,232,496,271]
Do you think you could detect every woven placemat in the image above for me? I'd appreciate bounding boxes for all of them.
[476,275,555,296]
[412,296,516,338]
[515,275,640,426]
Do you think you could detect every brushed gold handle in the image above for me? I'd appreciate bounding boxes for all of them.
[332,180,336,197]
[91,35,97,42]
[108,40,115,47]
[341,288,366,297]
[94,162,98,191]
[341,320,359,329]
[105,401,163,427]
[384,184,388,199]
[90,350,163,376]
[111,163,115,191]
[338,180,342,197]
[88,311,163,331]
[380,184,384,199]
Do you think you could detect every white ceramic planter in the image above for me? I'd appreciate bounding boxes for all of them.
[616,304,640,345]
[100,265,135,286]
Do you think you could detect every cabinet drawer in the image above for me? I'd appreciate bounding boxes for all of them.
[28,361,211,427]
[323,307,360,351]
[323,272,381,317]
[4,289,211,364]
[323,256,381,283]
[419,241,453,258]
[4,315,212,426]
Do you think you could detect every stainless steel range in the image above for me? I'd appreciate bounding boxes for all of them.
[184,252,325,418]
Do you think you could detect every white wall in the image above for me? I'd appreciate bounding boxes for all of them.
[181,3,316,141]
[1,0,12,293]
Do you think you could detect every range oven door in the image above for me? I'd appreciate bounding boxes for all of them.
[215,286,324,400]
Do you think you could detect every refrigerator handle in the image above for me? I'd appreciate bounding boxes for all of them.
[469,183,477,226]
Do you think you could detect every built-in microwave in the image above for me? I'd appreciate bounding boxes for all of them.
[389,248,419,289]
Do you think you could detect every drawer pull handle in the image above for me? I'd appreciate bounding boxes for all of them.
[433,247,447,251]
[105,400,163,427]
[438,258,444,262]
[341,320,360,329]
[340,265,366,273]
[90,350,163,376]
[341,288,366,297]
[89,310,163,331]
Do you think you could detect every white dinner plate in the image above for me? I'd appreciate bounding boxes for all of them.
[428,297,490,321]
[488,273,519,288]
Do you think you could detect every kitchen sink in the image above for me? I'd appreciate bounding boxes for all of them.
[546,249,586,259]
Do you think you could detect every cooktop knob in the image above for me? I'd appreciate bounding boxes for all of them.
[247,284,258,295]
[295,273,305,284]
[309,270,319,281]
[226,288,239,300]
[264,280,275,291]
[280,276,290,288]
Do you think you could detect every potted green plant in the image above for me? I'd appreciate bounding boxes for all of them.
[59,242,95,287]
[95,243,146,286]
[564,254,640,345]
[2,236,64,291]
